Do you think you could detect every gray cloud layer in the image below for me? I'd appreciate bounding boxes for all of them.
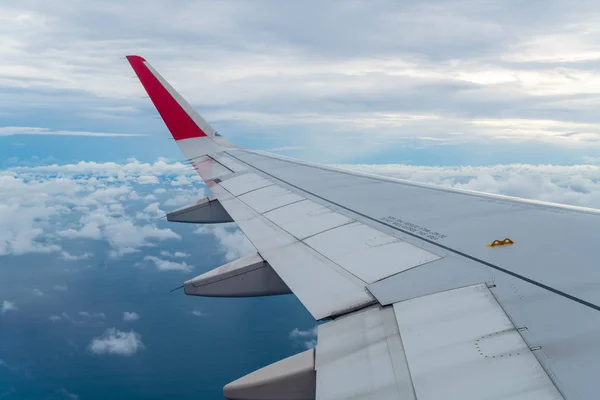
[4,0,600,159]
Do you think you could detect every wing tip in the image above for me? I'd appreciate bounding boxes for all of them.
[125,54,210,141]
[126,55,146,62]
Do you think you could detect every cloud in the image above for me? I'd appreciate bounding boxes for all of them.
[159,250,189,258]
[263,146,306,152]
[10,158,190,178]
[194,224,255,261]
[4,1,600,162]
[190,310,203,317]
[162,192,204,207]
[58,223,102,240]
[289,326,318,349]
[170,175,194,186]
[49,315,62,322]
[123,312,140,322]
[60,312,77,323]
[62,205,180,257]
[52,285,68,291]
[60,251,93,261]
[1,301,17,314]
[142,202,165,218]
[143,255,192,272]
[0,158,191,258]
[0,173,71,255]
[32,288,44,296]
[0,126,144,137]
[88,328,145,356]
[137,175,160,185]
[108,247,140,259]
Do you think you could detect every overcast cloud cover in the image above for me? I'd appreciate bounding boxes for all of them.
[5,0,600,398]
[4,0,600,163]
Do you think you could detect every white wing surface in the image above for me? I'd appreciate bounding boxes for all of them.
[127,55,600,400]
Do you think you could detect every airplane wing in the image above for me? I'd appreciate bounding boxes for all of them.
[127,55,600,400]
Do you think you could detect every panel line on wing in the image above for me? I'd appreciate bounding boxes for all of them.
[224,150,600,314]
[394,284,563,400]
[200,154,234,174]
[211,184,374,319]
[240,149,600,216]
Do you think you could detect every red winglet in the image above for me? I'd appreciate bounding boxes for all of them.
[126,55,207,140]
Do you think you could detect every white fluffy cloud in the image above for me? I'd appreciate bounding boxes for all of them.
[194,224,255,262]
[160,251,189,258]
[32,288,44,296]
[1,301,17,314]
[0,158,199,257]
[162,192,205,207]
[58,223,102,240]
[289,326,318,349]
[60,251,93,261]
[137,175,160,185]
[88,328,144,356]
[0,174,74,256]
[191,310,203,317]
[143,256,192,272]
[123,312,140,322]
[141,202,165,219]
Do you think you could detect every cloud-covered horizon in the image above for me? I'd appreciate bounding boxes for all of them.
[6,157,600,264]
[0,127,145,137]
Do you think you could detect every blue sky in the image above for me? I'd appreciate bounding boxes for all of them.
[6,0,600,399]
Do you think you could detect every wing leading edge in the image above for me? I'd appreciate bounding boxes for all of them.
[126,56,600,400]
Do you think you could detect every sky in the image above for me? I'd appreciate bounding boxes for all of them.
[5,0,600,398]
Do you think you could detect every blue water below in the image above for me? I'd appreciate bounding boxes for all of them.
[0,223,315,399]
